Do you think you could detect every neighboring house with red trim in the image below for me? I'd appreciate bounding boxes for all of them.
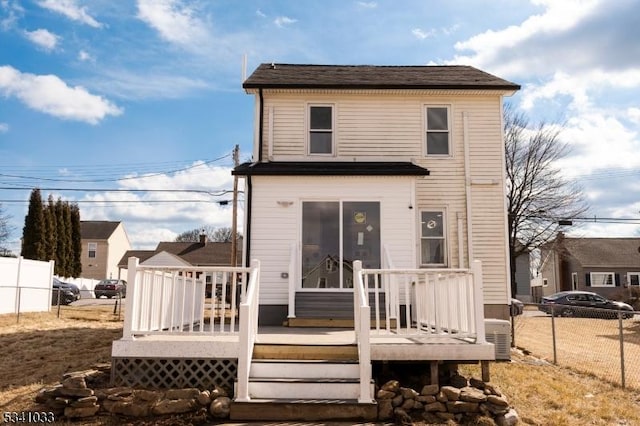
[540,234,640,299]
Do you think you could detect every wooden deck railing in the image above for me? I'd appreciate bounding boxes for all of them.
[355,260,486,342]
[122,257,257,339]
[353,260,373,403]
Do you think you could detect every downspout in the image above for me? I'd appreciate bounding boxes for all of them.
[463,112,474,266]
[245,89,263,267]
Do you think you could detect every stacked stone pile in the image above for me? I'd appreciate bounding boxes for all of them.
[34,364,232,421]
[376,374,519,425]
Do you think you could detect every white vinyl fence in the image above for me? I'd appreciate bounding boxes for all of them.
[0,256,55,314]
[57,276,101,299]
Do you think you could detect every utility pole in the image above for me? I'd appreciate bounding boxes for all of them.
[231,145,239,266]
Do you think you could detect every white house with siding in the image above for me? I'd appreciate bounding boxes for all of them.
[112,64,520,421]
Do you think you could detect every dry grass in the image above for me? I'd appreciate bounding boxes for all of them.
[2,306,640,425]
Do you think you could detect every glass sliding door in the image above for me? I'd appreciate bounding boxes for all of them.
[301,201,380,290]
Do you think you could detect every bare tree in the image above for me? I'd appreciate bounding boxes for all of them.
[175,226,241,243]
[505,103,588,297]
[0,203,13,255]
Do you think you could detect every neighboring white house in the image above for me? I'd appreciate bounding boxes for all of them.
[234,63,519,323]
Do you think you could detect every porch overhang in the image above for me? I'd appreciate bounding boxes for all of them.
[232,161,430,177]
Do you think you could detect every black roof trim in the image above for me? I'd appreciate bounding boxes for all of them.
[232,161,430,177]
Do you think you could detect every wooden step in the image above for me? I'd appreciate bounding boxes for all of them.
[286,317,397,328]
[252,344,358,361]
[250,360,359,379]
[230,399,378,421]
[247,378,372,400]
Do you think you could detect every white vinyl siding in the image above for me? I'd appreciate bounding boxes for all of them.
[249,176,415,305]
[256,91,509,305]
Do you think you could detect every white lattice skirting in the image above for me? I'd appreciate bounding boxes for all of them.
[111,358,238,391]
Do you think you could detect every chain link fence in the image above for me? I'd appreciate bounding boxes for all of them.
[513,303,639,389]
[0,285,123,323]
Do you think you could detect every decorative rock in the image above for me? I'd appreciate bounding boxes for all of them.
[381,380,400,393]
[400,387,419,400]
[487,394,510,407]
[378,398,394,420]
[197,390,211,406]
[59,387,94,398]
[460,386,487,403]
[450,373,468,388]
[393,407,412,425]
[209,396,231,418]
[435,411,456,421]
[70,396,99,408]
[61,375,87,389]
[424,401,446,412]
[485,402,511,416]
[104,400,149,417]
[469,377,485,389]
[447,401,479,414]
[400,398,415,410]
[64,405,100,418]
[210,385,228,398]
[165,388,200,400]
[413,401,423,410]
[376,389,395,399]
[420,384,439,395]
[416,395,436,404]
[391,394,404,407]
[36,385,63,403]
[152,398,196,415]
[484,382,502,396]
[441,385,461,401]
[496,408,520,426]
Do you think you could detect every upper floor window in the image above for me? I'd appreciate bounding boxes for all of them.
[420,210,446,266]
[88,242,97,259]
[425,106,450,156]
[309,105,333,155]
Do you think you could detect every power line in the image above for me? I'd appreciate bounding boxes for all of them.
[0,154,232,183]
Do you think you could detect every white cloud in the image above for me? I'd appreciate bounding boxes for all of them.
[274,16,296,28]
[411,28,435,40]
[37,0,102,28]
[628,107,640,124]
[0,65,122,124]
[0,122,8,133]
[79,164,243,249]
[256,9,266,18]
[1,0,24,31]
[357,1,377,8]
[137,0,210,47]
[78,49,93,62]
[24,28,60,51]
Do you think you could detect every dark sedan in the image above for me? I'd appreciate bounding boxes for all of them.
[539,290,634,319]
[52,278,80,305]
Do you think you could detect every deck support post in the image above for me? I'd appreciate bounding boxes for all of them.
[481,360,490,382]
[429,361,439,386]
[122,257,139,341]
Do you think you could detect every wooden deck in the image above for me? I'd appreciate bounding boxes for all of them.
[112,326,495,361]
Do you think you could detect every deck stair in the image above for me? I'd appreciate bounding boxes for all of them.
[230,343,377,421]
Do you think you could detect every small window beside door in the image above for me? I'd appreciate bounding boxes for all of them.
[420,210,446,266]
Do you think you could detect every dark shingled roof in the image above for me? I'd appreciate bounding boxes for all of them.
[563,238,640,268]
[233,161,429,176]
[243,63,520,91]
[81,221,120,240]
[118,241,241,268]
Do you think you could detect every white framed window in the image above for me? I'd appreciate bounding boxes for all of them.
[543,278,548,287]
[87,242,97,259]
[420,210,446,266]
[628,273,640,286]
[425,105,450,156]
[308,104,334,155]
[590,272,615,287]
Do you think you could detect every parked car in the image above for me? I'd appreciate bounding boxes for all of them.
[510,298,524,316]
[54,278,81,300]
[94,279,126,299]
[538,291,634,319]
[52,278,79,305]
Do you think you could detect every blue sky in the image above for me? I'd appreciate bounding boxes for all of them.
[1,0,639,253]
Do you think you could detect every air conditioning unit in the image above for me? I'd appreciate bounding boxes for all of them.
[484,319,511,360]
